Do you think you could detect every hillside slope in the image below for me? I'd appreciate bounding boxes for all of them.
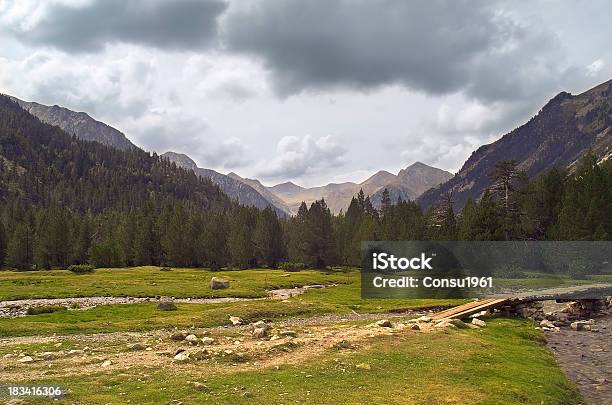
[419,78,612,211]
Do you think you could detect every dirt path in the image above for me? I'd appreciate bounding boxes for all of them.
[544,303,611,405]
[0,311,434,382]
[0,285,330,317]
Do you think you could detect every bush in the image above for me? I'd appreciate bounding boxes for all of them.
[67,264,95,274]
[278,262,307,272]
[567,259,594,280]
[160,267,173,272]
[26,305,67,315]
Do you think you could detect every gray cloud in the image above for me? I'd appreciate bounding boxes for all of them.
[223,0,570,102]
[9,0,227,52]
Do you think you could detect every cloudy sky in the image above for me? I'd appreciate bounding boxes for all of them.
[1,0,610,187]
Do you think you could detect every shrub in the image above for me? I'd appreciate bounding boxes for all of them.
[278,262,307,272]
[67,264,95,274]
[567,259,594,280]
[26,305,67,315]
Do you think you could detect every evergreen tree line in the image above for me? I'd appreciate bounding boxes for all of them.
[0,95,610,270]
[0,153,609,271]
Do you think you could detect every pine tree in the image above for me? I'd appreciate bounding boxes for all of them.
[6,223,34,270]
[254,207,285,268]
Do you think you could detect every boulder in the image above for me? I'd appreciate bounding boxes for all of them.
[280,330,297,338]
[472,318,486,327]
[448,319,470,329]
[210,277,230,290]
[41,352,57,360]
[434,320,456,329]
[201,337,215,345]
[157,300,177,311]
[101,360,112,367]
[539,319,555,329]
[229,316,242,326]
[417,316,432,323]
[375,319,393,328]
[174,352,190,362]
[18,356,34,363]
[253,327,268,339]
[127,343,146,351]
[411,323,421,331]
[185,334,199,345]
[191,350,210,361]
[570,320,592,331]
[252,320,270,330]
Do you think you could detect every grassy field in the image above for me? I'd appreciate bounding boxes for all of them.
[0,267,585,404]
[1,319,581,404]
[0,266,354,300]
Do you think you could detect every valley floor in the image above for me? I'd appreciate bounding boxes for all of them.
[0,267,586,404]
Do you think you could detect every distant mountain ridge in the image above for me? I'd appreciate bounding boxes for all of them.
[7,96,137,151]
[418,78,612,211]
[162,152,291,217]
[268,162,453,214]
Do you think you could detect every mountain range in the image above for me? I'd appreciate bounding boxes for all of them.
[419,78,612,211]
[5,77,610,216]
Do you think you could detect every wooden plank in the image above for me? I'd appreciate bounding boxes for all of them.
[432,298,508,320]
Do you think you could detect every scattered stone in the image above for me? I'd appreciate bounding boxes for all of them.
[280,330,297,338]
[210,277,230,290]
[192,382,209,391]
[253,327,268,339]
[448,319,470,329]
[174,352,190,362]
[170,331,187,341]
[191,350,210,361]
[417,316,432,323]
[127,343,146,351]
[540,319,556,329]
[252,320,270,331]
[270,335,281,341]
[411,323,421,331]
[472,318,486,327]
[229,316,242,326]
[185,334,199,345]
[375,319,393,328]
[570,320,592,331]
[67,349,84,356]
[434,320,456,329]
[41,351,57,360]
[101,360,112,367]
[18,356,34,363]
[157,300,177,311]
[201,337,215,345]
[356,363,371,370]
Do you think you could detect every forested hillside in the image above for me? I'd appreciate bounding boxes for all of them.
[0,95,609,272]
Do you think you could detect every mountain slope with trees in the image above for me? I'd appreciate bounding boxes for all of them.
[419,79,612,211]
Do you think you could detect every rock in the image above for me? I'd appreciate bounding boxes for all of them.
[356,363,371,370]
[174,352,190,361]
[270,335,281,341]
[18,355,34,363]
[540,319,555,329]
[434,320,456,329]
[185,334,199,345]
[375,319,393,328]
[67,349,84,356]
[191,350,210,361]
[252,320,270,330]
[472,318,486,327]
[3,353,15,359]
[201,337,215,345]
[470,310,491,319]
[570,321,591,331]
[41,351,57,360]
[210,277,230,289]
[411,323,421,331]
[448,319,470,329]
[417,316,432,323]
[280,330,297,337]
[229,316,242,326]
[170,331,187,341]
[157,300,177,311]
[253,327,268,339]
[192,382,209,391]
[127,343,146,351]
[101,360,112,367]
